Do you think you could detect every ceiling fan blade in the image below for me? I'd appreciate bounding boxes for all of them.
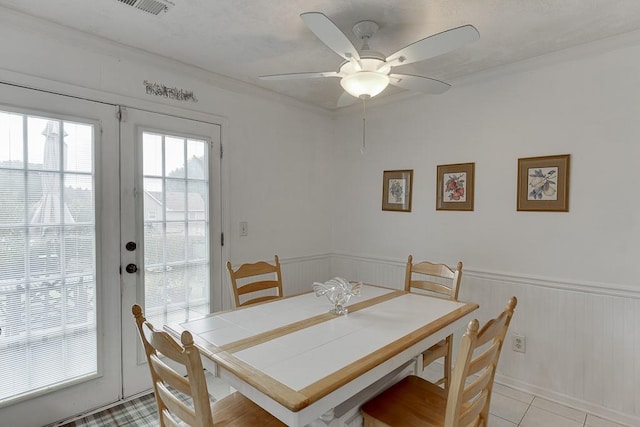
[301,12,360,61]
[337,91,358,107]
[386,25,479,67]
[259,71,340,80]
[389,74,451,94]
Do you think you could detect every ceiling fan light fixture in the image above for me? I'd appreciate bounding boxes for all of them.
[340,72,390,99]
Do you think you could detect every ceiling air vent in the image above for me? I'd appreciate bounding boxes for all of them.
[116,0,174,15]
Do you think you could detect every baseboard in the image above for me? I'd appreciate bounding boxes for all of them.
[495,373,638,427]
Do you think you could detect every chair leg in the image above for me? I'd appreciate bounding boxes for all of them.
[442,335,453,393]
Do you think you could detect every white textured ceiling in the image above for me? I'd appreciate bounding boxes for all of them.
[2,0,640,109]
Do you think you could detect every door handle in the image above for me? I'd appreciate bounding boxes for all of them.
[125,263,138,274]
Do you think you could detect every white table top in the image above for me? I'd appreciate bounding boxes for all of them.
[166,285,478,426]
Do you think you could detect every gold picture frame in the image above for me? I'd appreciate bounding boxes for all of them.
[382,170,413,212]
[436,163,475,211]
[517,154,570,212]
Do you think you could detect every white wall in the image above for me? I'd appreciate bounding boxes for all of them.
[0,8,335,302]
[330,32,640,425]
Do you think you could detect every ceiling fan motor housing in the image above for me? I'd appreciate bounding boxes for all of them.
[352,20,379,42]
[339,56,390,74]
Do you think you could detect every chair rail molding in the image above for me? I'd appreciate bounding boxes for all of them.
[329,252,640,298]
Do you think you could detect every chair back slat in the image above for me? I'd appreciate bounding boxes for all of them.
[149,355,192,396]
[411,261,457,278]
[233,261,279,278]
[461,367,493,403]
[458,389,488,427]
[227,255,283,308]
[145,327,187,363]
[132,304,214,427]
[466,341,500,377]
[404,255,463,300]
[237,279,281,296]
[161,409,182,427]
[445,297,517,427]
[239,295,281,306]
[475,310,511,347]
[409,280,454,295]
[157,382,197,426]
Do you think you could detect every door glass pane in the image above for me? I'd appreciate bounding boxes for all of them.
[142,132,209,325]
[0,113,97,404]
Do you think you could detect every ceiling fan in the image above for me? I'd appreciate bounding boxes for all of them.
[260,12,480,107]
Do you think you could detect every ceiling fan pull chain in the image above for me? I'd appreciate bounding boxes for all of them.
[361,98,367,154]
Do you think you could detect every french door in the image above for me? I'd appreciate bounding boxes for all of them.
[119,107,222,397]
[0,85,223,426]
[0,84,121,426]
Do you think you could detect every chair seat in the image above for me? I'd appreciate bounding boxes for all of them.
[362,375,448,427]
[423,339,448,366]
[211,391,286,426]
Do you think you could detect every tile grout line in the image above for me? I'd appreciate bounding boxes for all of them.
[517,397,535,426]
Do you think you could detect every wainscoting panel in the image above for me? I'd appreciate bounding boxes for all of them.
[329,254,406,290]
[279,254,332,296]
[329,253,640,427]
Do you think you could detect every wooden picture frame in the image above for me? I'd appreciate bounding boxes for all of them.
[517,154,570,212]
[382,170,413,212]
[436,162,475,211]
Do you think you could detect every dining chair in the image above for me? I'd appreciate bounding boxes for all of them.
[131,304,285,427]
[404,254,463,392]
[226,255,283,308]
[361,296,518,427]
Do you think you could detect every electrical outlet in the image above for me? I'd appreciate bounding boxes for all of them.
[239,221,248,237]
[512,334,526,353]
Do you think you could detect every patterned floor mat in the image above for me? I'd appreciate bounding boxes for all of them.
[58,393,159,426]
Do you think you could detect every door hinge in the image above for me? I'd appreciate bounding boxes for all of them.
[116,106,128,122]
[220,143,223,159]
[220,232,224,247]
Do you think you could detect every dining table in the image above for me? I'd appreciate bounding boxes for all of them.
[165,284,478,427]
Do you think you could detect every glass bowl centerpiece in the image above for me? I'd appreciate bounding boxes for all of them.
[312,277,363,315]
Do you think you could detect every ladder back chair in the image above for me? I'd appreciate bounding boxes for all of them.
[226,255,283,308]
[132,305,285,427]
[362,296,518,427]
[405,255,463,391]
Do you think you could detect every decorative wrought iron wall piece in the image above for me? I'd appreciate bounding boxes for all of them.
[143,80,198,102]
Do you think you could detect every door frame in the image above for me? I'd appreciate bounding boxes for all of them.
[118,106,225,397]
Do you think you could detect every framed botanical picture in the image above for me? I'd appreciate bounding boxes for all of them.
[517,154,570,212]
[382,170,413,212]
[436,162,475,211]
